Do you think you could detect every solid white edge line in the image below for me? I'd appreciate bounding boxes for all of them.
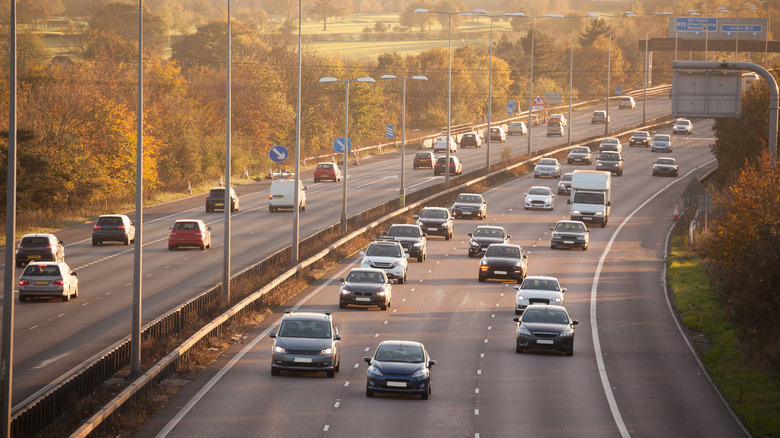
[591,159,715,438]
[155,261,357,438]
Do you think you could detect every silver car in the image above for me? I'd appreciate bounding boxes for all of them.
[672,119,693,135]
[270,310,341,378]
[533,158,561,178]
[514,276,566,315]
[650,134,673,153]
[18,261,79,302]
[507,121,527,136]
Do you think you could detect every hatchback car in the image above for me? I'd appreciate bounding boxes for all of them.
[364,340,435,399]
[433,156,463,176]
[629,130,651,147]
[524,186,555,210]
[360,239,409,283]
[18,261,78,302]
[92,215,135,245]
[205,186,240,212]
[489,127,507,143]
[270,310,341,377]
[619,96,636,109]
[313,162,342,182]
[650,134,673,153]
[415,207,454,240]
[591,110,610,124]
[433,136,457,153]
[514,305,578,356]
[548,113,567,127]
[598,137,622,152]
[339,268,392,310]
[567,146,592,165]
[451,193,487,220]
[168,219,212,250]
[534,158,561,178]
[459,131,482,148]
[514,276,566,315]
[547,122,564,137]
[652,157,679,177]
[557,173,573,195]
[478,244,528,283]
[15,234,65,267]
[467,226,510,257]
[596,151,624,176]
[382,224,427,262]
[672,119,693,135]
[413,151,435,169]
[507,121,528,136]
[550,220,589,250]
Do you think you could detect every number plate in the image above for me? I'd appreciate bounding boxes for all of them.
[215,203,224,207]
[494,270,507,275]
[386,381,407,388]
[428,228,437,231]
[537,340,554,345]
[563,241,574,245]
[34,281,49,285]
[356,297,370,302]
[582,217,591,221]
[29,255,41,259]
[293,357,312,363]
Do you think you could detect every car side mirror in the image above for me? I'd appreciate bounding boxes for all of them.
[404,254,410,259]
[71,271,78,276]
[607,201,612,207]
[207,227,212,231]
[303,186,307,190]
[586,229,590,233]
[428,360,436,368]
[269,332,276,338]
[334,334,342,341]
[562,288,567,293]
[513,285,520,290]
[513,317,520,322]
[550,226,554,230]
[363,357,372,364]
[359,251,366,256]
[507,235,511,239]
[59,241,64,244]
[421,233,427,237]
[523,193,527,196]
[522,254,528,259]
[567,199,571,204]
[413,215,419,220]
[338,277,345,283]
[381,231,388,236]
[572,320,579,325]
[468,233,473,237]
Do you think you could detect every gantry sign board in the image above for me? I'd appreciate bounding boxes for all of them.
[669,17,767,40]
[672,69,742,118]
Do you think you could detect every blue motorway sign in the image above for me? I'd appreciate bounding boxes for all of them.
[333,137,352,153]
[269,145,289,163]
[616,86,622,96]
[721,24,763,35]
[675,17,716,32]
[507,101,514,115]
[386,125,394,138]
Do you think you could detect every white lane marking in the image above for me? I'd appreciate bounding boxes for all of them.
[334,401,340,408]
[484,339,488,343]
[364,347,370,352]
[383,321,388,325]
[354,363,359,368]
[477,369,482,375]
[323,425,329,432]
[487,326,491,330]
[475,409,479,415]
[590,159,715,438]
[480,353,484,358]
[344,381,350,387]
[33,352,70,370]
[374,333,379,338]
[475,388,479,394]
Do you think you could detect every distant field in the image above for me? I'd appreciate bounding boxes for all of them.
[306,38,488,59]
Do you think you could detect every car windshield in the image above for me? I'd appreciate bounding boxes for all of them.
[485,246,520,258]
[528,187,550,196]
[97,216,122,225]
[654,135,670,141]
[22,264,60,276]
[208,189,224,197]
[634,131,649,138]
[173,222,198,231]
[374,345,424,363]
[561,174,572,182]
[538,159,557,166]
[420,209,448,219]
[573,192,604,204]
[677,120,691,126]
[571,147,589,153]
[366,244,402,258]
[521,278,560,291]
[464,134,476,138]
[456,195,481,203]
[510,122,523,128]
[278,320,332,338]
[602,139,618,144]
[600,153,619,161]
[387,226,419,238]
[416,153,429,158]
[346,270,385,283]
[473,227,504,238]
[555,222,586,232]
[657,159,676,165]
[522,308,569,324]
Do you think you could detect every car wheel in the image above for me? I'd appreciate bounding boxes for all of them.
[515,309,521,315]
[271,367,280,376]
[445,232,450,241]
[92,238,98,246]
[327,369,335,378]
[123,236,130,245]
[73,285,79,298]
[551,244,557,249]
[168,245,175,250]
[16,262,23,268]
[19,295,27,302]
[381,303,388,311]
[516,344,524,353]
[583,245,588,251]
[200,244,206,250]
[422,387,430,400]
[335,358,340,372]
[565,348,574,357]
[417,253,423,262]
[366,387,374,397]
[339,302,346,309]
[62,292,70,302]
[478,275,485,282]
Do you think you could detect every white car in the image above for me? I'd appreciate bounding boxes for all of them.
[672,119,693,135]
[514,276,566,314]
[549,114,567,127]
[507,121,528,136]
[433,136,457,153]
[524,186,555,211]
[359,239,409,284]
[533,158,561,178]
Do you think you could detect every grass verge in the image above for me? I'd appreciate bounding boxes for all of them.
[667,213,780,437]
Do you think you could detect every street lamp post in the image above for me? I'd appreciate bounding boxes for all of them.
[381,74,428,206]
[416,8,469,189]
[606,16,612,136]
[628,11,671,124]
[527,15,535,156]
[319,76,375,233]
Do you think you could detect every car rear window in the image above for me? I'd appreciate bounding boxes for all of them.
[173,222,198,231]
[209,189,224,197]
[97,217,122,226]
[21,237,49,245]
[317,163,333,169]
[23,264,60,276]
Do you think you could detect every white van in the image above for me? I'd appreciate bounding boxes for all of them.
[619,96,636,109]
[269,179,306,212]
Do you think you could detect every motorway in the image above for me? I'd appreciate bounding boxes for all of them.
[0,94,702,413]
[134,116,750,437]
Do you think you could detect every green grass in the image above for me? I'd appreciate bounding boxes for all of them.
[667,230,780,437]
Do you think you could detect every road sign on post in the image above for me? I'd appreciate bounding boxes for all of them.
[616,86,622,96]
[386,125,394,138]
[269,145,289,163]
[333,137,352,153]
[531,94,545,111]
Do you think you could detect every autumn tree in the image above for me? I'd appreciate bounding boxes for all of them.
[309,0,344,31]
[84,2,169,59]
[399,1,435,32]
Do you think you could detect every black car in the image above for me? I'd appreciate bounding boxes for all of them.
[596,151,624,176]
[557,173,573,195]
[414,207,453,240]
[629,131,651,147]
[205,186,240,212]
[270,310,341,377]
[550,220,589,250]
[92,214,135,245]
[413,151,435,169]
[478,244,528,283]
[15,234,65,267]
[652,157,679,177]
[364,340,435,400]
[514,305,578,356]
[567,146,592,165]
[467,226,510,257]
[382,224,427,262]
[339,268,392,310]
[451,193,487,219]
[459,132,482,148]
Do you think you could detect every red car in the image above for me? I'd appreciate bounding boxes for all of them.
[168,219,212,250]
[313,162,342,182]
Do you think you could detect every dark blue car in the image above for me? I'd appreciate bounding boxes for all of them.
[364,340,435,400]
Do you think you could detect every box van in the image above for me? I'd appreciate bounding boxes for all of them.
[619,96,636,109]
[269,179,306,212]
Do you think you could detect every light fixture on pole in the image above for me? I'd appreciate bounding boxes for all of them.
[416,8,469,189]
[292,0,302,265]
[627,11,671,124]
[319,76,375,234]
[381,74,427,206]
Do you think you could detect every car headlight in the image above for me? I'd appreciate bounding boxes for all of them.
[470,241,479,247]
[274,345,287,353]
[516,294,527,302]
[412,242,422,248]
[340,289,351,295]
[411,368,429,378]
[389,261,398,268]
[552,232,561,239]
[417,221,424,227]
[560,329,574,338]
[518,325,532,336]
[480,263,488,271]
[544,197,551,203]
[577,234,586,240]
[551,296,563,303]
[441,222,449,228]
[571,210,581,215]
[319,347,334,355]
[368,365,383,376]
[594,212,603,216]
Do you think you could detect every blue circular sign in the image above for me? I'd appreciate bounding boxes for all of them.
[269,145,289,163]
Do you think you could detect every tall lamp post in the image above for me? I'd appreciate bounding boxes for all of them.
[416,8,469,189]
[319,76,375,233]
[627,11,671,124]
[381,74,427,206]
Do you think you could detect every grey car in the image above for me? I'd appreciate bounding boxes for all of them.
[18,261,78,302]
[383,224,427,262]
[650,134,673,153]
[270,310,341,378]
[567,147,592,165]
[339,268,392,310]
[468,225,510,257]
[451,193,487,220]
[415,207,454,240]
[15,234,65,267]
[534,158,561,178]
[596,151,624,176]
[92,214,135,245]
[550,220,589,250]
